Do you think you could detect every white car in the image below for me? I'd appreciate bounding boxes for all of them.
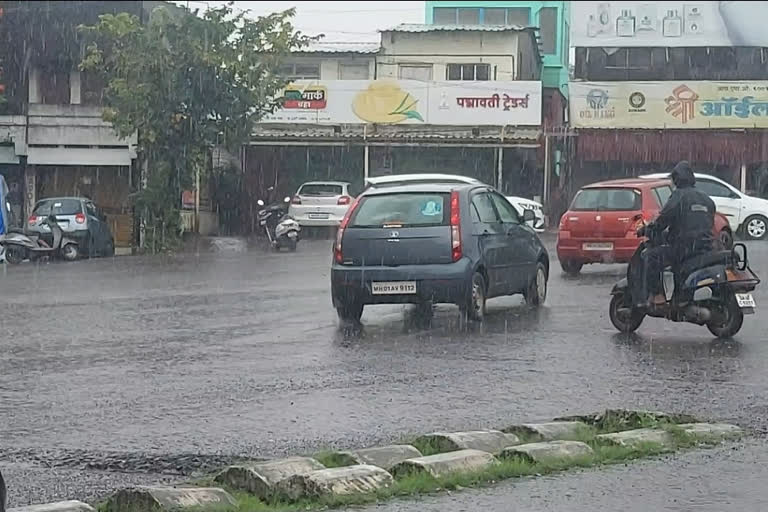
[288,181,354,227]
[641,172,768,240]
[365,174,545,232]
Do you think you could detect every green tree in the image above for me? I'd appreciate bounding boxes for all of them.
[79,2,312,251]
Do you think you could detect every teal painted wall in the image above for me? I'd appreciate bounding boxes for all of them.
[425,1,569,94]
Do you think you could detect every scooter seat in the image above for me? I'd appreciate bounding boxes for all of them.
[679,250,732,277]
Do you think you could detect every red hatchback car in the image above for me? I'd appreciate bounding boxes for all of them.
[556,178,733,275]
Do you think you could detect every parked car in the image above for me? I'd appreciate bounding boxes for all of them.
[556,178,733,275]
[642,172,768,240]
[288,181,354,227]
[26,197,115,257]
[331,181,549,322]
[365,174,545,232]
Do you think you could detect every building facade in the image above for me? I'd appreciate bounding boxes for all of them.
[244,27,547,231]
[424,1,570,93]
[570,1,768,207]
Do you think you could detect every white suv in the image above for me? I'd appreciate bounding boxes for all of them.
[642,172,768,240]
[288,181,354,227]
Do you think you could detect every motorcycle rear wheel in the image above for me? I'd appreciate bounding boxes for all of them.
[609,293,645,333]
[4,246,26,265]
[707,291,744,338]
[61,243,79,262]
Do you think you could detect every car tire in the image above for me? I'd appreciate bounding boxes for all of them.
[61,243,79,262]
[743,215,768,240]
[461,272,486,322]
[524,262,548,307]
[336,301,364,323]
[560,260,583,275]
[719,229,734,250]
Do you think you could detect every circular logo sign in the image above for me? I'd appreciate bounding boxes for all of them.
[629,92,646,109]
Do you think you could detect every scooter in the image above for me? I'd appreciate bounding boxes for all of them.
[256,197,301,251]
[0,215,80,264]
[609,225,760,338]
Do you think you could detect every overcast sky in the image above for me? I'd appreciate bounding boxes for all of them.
[182,1,425,42]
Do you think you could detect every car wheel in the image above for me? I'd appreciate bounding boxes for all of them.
[61,243,79,262]
[719,229,734,250]
[4,245,26,264]
[336,301,364,323]
[461,272,486,322]
[560,259,583,275]
[743,215,768,240]
[524,262,548,307]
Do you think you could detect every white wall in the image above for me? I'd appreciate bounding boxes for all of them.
[378,30,523,81]
[284,56,376,80]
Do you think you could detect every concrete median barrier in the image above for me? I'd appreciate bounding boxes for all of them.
[391,449,497,479]
[500,440,593,463]
[596,428,674,448]
[414,430,518,455]
[331,445,423,470]
[678,423,744,438]
[275,465,393,502]
[503,421,589,441]
[9,501,95,512]
[107,486,235,512]
[214,456,324,499]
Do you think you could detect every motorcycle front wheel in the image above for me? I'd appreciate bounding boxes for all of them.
[3,245,26,264]
[707,291,744,338]
[609,293,645,333]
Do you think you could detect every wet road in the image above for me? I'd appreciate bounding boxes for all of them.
[2,235,768,509]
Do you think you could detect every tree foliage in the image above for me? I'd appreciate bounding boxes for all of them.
[79,2,312,250]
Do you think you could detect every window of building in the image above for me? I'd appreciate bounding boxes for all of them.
[539,7,558,55]
[398,64,433,81]
[278,62,321,81]
[457,8,480,24]
[484,8,507,25]
[339,63,369,80]
[433,7,456,24]
[507,7,531,26]
[39,69,70,105]
[446,63,491,81]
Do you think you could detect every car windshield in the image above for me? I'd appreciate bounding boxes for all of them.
[298,184,343,196]
[350,193,447,227]
[570,188,641,211]
[33,199,82,215]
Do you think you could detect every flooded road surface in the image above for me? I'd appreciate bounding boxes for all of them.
[2,236,768,507]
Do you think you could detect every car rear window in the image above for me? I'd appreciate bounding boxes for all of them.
[570,188,641,211]
[299,184,343,196]
[33,199,82,215]
[350,193,447,227]
[652,185,673,207]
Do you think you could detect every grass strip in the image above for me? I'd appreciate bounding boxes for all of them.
[199,433,732,512]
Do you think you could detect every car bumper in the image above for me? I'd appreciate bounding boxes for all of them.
[293,215,343,227]
[556,233,640,264]
[331,259,473,306]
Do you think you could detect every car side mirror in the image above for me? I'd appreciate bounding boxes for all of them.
[257,199,265,206]
[522,209,536,222]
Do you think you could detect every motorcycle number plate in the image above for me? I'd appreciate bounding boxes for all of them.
[736,293,756,309]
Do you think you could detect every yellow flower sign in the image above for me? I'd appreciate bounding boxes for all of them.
[352,80,424,124]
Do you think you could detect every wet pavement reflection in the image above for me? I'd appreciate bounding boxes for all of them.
[1,236,767,508]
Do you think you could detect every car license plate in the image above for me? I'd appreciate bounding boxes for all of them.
[371,281,416,295]
[308,213,329,219]
[583,242,614,251]
[736,293,756,309]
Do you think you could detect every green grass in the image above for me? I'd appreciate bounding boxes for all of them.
[313,451,356,469]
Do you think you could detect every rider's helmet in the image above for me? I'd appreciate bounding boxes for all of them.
[671,160,696,188]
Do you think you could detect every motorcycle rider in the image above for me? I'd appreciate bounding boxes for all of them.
[631,161,716,307]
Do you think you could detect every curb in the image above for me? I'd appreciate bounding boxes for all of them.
[11,409,745,512]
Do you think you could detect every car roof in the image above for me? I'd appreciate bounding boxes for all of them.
[583,178,670,189]
[641,172,730,183]
[36,197,86,202]
[362,182,476,196]
[299,181,350,186]
[366,173,486,187]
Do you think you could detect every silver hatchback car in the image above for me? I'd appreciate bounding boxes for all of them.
[27,197,115,257]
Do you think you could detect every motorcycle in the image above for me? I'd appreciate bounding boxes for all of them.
[609,224,760,338]
[256,196,301,251]
[0,214,80,264]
